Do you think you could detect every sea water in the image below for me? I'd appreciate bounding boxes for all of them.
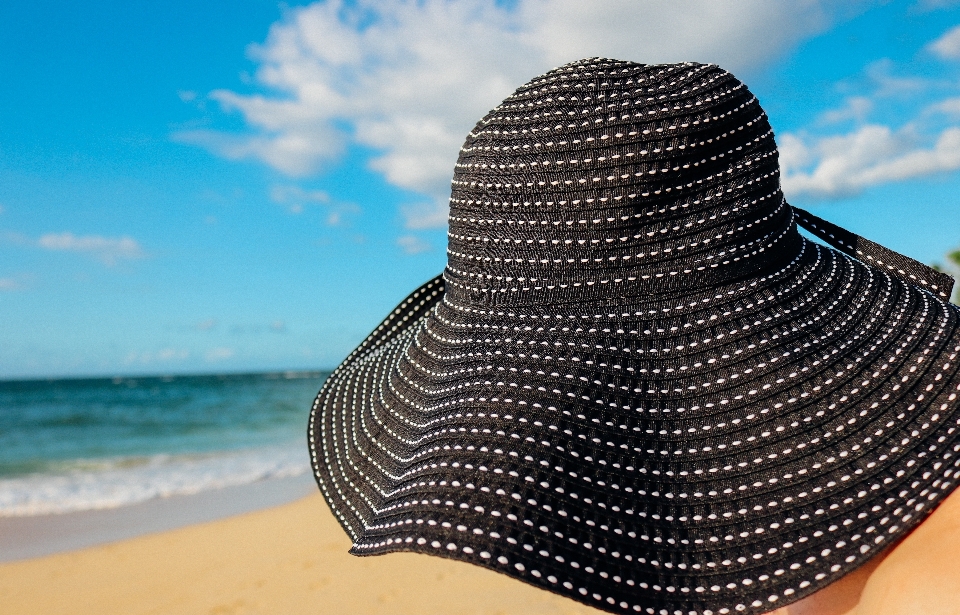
[0,372,327,516]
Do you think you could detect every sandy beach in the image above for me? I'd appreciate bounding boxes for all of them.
[0,491,599,615]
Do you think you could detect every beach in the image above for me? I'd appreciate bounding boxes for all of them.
[0,489,598,615]
[0,372,597,614]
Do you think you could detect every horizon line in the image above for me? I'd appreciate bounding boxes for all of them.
[0,368,334,385]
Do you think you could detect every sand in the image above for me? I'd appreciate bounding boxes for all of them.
[7,487,958,615]
[0,493,599,615]
[0,474,317,562]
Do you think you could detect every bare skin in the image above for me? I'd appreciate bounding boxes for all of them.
[765,487,960,615]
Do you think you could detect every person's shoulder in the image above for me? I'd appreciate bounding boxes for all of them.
[855,487,960,614]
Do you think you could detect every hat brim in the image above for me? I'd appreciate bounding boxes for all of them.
[308,236,960,615]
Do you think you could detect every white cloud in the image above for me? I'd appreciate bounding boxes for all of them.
[0,278,20,291]
[781,124,960,198]
[402,200,449,229]
[862,58,928,96]
[197,318,218,331]
[397,235,431,255]
[916,0,960,10]
[157,348,189,361]
[123,348,190,365]
[780,25,960,200]
[818,95,873,124]
[269,183,359,222]
[930,96,960,116]
[184,0,859,227]
[205,347,235,362]
[36,232,145,266]
[929,24,960,59]
[270,184,330,214]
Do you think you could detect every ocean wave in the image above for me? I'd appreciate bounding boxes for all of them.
[0,444,310,516]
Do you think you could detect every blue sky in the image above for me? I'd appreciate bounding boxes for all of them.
[3,0,960,379]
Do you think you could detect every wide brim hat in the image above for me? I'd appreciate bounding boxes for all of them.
[308,59,960,615]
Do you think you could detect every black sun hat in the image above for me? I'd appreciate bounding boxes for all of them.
[308,59,960,615]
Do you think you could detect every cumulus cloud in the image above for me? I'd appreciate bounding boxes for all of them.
[779,26,960,200]
[781,125,960,198]
[817,95,873,125]
[124,348,190,365]
[397,235,431,255]
[861,58,929,97]
[36,232,145,266]
[929,24,960,59]
[916,0,960,10]
[929,96,960,116]
[184,0,858,227]
[270,183,360,223]
[0,278,20,291]
[402,200,449,230]
[205,347,235,362]
[196,318,218,331]
[157,348,189,361]
[270,184,329,214]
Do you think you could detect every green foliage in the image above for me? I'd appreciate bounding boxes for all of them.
[932,250,960,304]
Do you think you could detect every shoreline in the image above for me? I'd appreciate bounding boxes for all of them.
[0,492,599,615]
[0,473,316,562]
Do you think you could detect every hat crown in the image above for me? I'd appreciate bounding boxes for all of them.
[445,59,800,309]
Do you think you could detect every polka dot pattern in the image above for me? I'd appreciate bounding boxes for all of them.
[308,59,960,615]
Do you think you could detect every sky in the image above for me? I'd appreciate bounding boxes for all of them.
[3,0,960,379]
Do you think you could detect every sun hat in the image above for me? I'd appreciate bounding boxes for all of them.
[307,58,960,615]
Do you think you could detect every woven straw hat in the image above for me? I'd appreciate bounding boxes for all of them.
[308,59,960,615]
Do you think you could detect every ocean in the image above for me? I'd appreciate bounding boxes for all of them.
[0,371,328,517]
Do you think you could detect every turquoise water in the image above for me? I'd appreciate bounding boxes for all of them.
[0,371,327,515]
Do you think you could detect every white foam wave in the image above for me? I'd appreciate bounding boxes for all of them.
[0,445,310,516]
